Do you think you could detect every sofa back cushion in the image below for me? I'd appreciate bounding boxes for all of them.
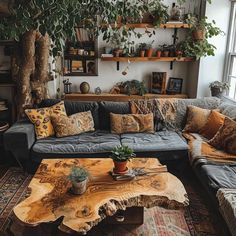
[99,101,130,130]
[39,99,99,129]
[218,102,236,120]
[175,97,221,130]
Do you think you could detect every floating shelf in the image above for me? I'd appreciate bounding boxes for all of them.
[101,22,190,29]
[101,57,194,62]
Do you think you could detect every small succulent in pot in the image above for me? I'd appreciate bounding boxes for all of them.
[111,145,136,174]
[68,166,90,195]
[209,81,230,98]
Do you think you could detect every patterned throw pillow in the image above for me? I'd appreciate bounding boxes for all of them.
[25,101,66,139]
[51,111,95,138]
[208,117,236,155]
[200,110,226,139]
[110,113,154,134]
[183,106,211,133]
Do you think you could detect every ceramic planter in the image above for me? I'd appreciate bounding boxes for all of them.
[192,30,205,40]
[211,87,224,98]
[146,48,153,57]
[162,51,169,57]
[113,160,128,174]
[71,178,88,195]
[140,50,145,57]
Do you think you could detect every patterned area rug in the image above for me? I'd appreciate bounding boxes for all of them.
[0,166,230,236]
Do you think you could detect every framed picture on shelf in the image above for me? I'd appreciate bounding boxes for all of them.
[150,72,167,94]
[71,60,84,73]
[86,60,96,74]
[166,77,183,94]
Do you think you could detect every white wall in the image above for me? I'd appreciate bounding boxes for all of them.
[197,0,231,98]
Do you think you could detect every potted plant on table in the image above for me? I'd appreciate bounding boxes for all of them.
[111,145,136,174]
[209,81,230,98]
[68,166,90,195]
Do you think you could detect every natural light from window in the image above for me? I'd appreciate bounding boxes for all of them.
[225,1,236,100]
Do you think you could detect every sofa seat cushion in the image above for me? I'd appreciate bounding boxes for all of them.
[120,131,188,152]
[32,131,121,156]
[198,164,236,191]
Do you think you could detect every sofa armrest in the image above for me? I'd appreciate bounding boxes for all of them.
[4,120,35,162]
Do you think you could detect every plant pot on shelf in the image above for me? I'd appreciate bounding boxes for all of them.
[192,29,205,40]
[162,51,169,57]
[140,50,145,57]
[114,49,123,57]
[113,160,128,174]
[71,178,88,195]
[156,50,162,58]
[210,87,224,98]
[146,48,153,57]
[175,50,183,58]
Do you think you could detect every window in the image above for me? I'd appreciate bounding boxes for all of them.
[224,1,236,100]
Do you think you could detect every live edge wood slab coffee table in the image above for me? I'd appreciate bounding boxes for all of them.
[13,158,189,235]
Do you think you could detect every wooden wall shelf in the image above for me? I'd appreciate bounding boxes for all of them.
[101,57,194,62]
[64,93,188,102]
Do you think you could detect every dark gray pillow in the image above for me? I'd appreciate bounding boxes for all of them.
[99,101,130,130]
[39,99,100,129]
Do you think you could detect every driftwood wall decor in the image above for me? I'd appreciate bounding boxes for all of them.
[12,30,51,118]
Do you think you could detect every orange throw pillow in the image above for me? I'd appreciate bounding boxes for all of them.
[200,110,225,139]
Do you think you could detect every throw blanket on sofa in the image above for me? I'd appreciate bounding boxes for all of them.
[183,132,236,166]
[130,98,178,130]
[217,188,236,236]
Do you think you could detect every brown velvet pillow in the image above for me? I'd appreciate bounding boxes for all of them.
[200,110,226,139]
[183,106,211,133]
[51,111,95,138]
[110,113,154,134]
[208,117,236,154]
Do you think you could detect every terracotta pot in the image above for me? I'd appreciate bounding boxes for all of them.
[192,30,205,40]
[156,50,162,58]
[140,50,145,57]
[146,48,153,57]
[114,49,123,57]
[113,160,128,173]
[80,82,90,94]
[162,51,169,57]
[71,178,88,195]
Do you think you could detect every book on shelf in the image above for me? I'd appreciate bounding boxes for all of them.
[101,54,114,58]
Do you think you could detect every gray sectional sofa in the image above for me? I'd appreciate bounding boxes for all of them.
[3,96,236,234]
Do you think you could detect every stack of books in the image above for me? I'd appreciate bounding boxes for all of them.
[0,99,8,111]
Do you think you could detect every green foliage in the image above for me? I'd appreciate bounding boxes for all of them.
[180,16,224,59]
[121,80,148,96]
[209,81,230,91]
[68,166,89,183]
[180,38,216,59]
[148,0,169,27]
[111,145,136,162]
[186,16,224,38]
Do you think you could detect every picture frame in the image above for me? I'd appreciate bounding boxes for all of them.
[150,72,167,94]
[86,60,96,74]
[166,77,183,94]
[71,60,84,73]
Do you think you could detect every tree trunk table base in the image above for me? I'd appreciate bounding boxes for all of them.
[13,158,189,235]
